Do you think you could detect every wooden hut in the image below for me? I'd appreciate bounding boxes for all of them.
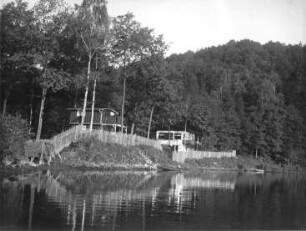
[67,108,125,132]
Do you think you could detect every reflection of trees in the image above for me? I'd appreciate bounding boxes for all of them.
[0,170,174,230]
[1,171,305,230]
[0,176,25,226]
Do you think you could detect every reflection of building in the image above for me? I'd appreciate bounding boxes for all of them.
[168,173,236,213]
[68,108,126,132]
[156,131,195,151]
[171,174,235,191]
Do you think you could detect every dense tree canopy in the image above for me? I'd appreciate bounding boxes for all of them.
[0,0,305,163]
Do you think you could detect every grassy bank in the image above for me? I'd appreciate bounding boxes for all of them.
[2,136,304,174]
[58,137,177,170]
[57,137,304,173]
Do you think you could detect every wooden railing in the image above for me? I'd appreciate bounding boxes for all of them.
[81,130,162,150]
[25,126,82,160]
[172,150,236,163]
[25,126,162,161]
[50,125,83,154]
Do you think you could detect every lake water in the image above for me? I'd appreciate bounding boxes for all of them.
[0,169,305,230]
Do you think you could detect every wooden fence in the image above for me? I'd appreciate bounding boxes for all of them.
[25,126,162,161]
[50,125,83,154]
[81,130,162,150]
[25,125,83,162]
[172,150,236,163]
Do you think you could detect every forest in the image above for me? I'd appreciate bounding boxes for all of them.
[1,0,305,163]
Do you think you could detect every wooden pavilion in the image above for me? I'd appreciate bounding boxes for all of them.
[67,108,125,132]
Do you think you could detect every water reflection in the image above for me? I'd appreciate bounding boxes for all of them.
[0,170,305,230]
[168,172,236,214]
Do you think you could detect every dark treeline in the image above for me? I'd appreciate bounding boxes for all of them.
[1,0,305,162]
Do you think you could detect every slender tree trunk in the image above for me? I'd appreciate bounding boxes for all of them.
[89,78,97,132]
[0,72,2,112]
[2,96,8,116]
[184,98,190,132]
[81,54,92,128]
[29,86,34,133]
[131,122,135,135]
[36,87,47,141]
[147,106,154,139]
[121,75,126,133]
[74,89,78,108]
[130,106,138,134]
[2,85,11,116]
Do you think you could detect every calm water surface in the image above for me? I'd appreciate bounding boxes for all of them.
[0,169,305,230]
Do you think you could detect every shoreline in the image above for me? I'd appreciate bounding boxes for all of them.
[2,137,305,175]
[1,160,305,176]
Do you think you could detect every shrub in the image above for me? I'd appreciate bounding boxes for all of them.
[0,114,30,161]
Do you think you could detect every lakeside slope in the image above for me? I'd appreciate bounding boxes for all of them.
[57,137,304,173]
[2,137,304,174]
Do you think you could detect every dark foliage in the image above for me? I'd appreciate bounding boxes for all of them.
[0,0,305,164]
[0,115,30,160]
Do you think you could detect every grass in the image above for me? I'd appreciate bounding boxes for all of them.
[59,137,177,170]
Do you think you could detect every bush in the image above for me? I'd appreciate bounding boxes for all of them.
[0,114,30,161]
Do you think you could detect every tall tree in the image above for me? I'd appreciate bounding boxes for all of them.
[0,0,35,116]
[75,0,109,131]
[32,0,71,140]
[111,13,167,133]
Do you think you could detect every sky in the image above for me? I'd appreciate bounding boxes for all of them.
[1,0,305,55]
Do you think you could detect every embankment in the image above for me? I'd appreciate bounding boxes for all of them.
[58,137,305,173]
[2,136,305,174]
[58,137,177,170]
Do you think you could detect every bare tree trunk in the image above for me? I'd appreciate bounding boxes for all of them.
[36,87,47,141]
[74,89,78,108]
[131,122,135,135]
[2,96,8,116]
[184,97,190,132]
[29,87,34,129]
[81,54,92,128]
[121,75,126,133]
[89,78,97,132]
[0,72,2,113]
[2,86,11,116]
[147,106,154,139]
